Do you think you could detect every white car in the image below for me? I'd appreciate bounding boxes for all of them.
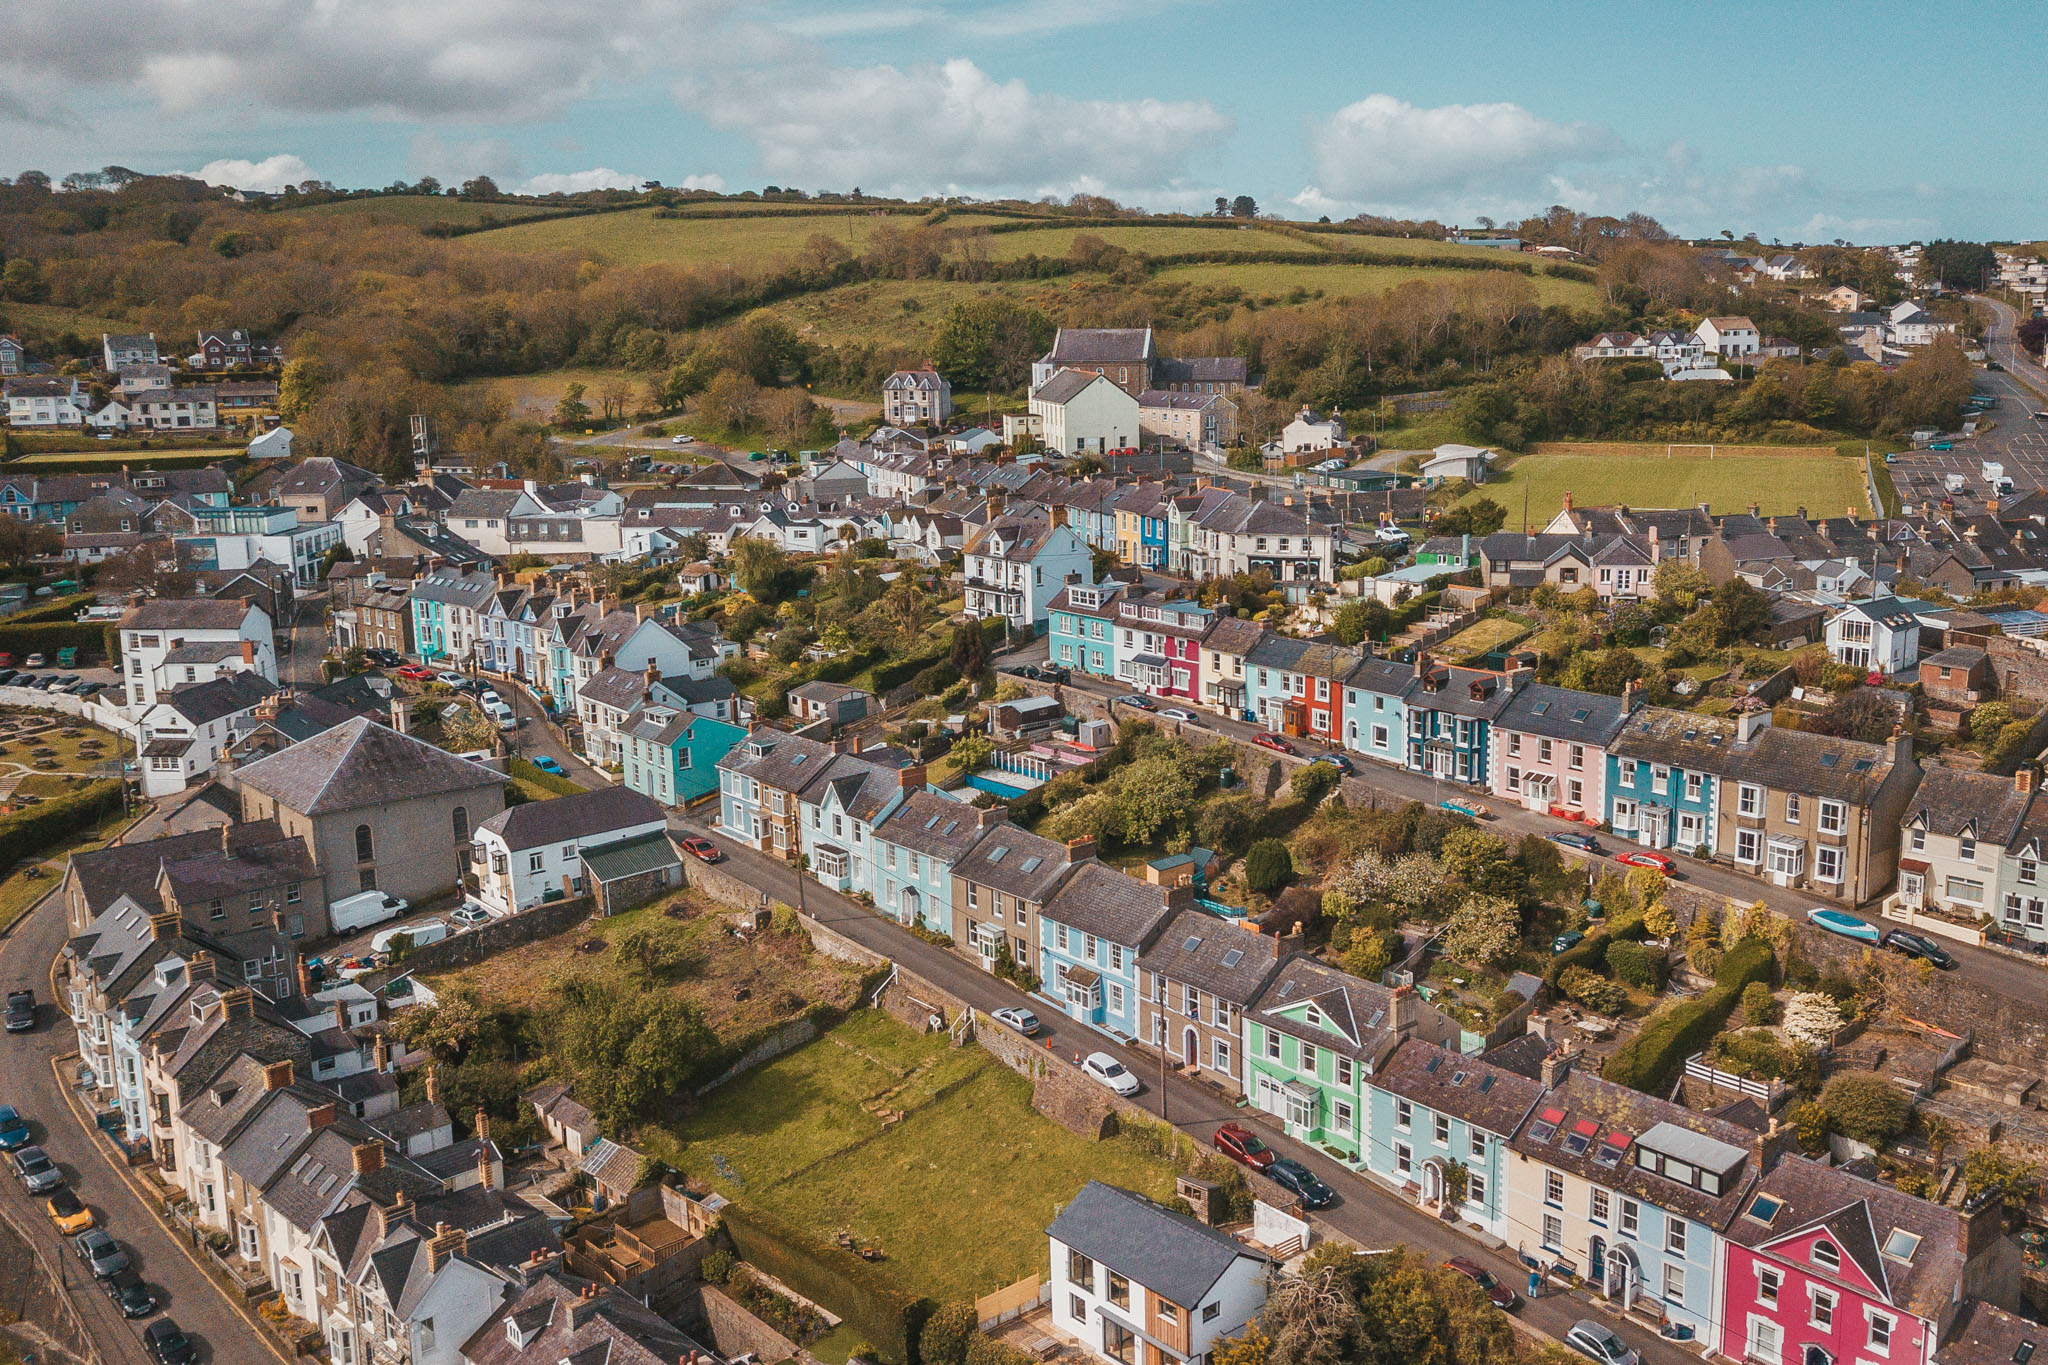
[670,433,694,444]
[482,697,517,729]
[1315,458,1349,472]
[1373,525,1411,544]
[1159,708,1204,727]
[1082,1052,1141,1097]
[450,904,494,930]
[1564,1320,1639,1365]
[371,919,448,954]
[434,671,467,689]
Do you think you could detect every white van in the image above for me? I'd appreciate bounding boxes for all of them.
[329,890,408,934]
[371,919,449,954]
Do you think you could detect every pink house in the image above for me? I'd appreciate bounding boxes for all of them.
[1488,682,1636,818]
[1717,1157,2016,1365]
[1113,595,1209,703]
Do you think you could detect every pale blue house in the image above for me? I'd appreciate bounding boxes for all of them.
[1363,1038,1542,1241]
[1341,656,1413,769]
[1037,863,1177,1037]
[1047,584,1121,679]
[868,790,984,936]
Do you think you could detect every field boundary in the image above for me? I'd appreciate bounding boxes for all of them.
[1526,440,1843,460]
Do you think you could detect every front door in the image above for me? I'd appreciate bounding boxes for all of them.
[1430,748,1454,779]
[1183,1026,1199,1070]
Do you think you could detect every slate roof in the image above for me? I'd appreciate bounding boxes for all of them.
[1250,957,1408,1066]
[577,666,654,712]
[1032,370,1113,405]
[714,729,837,789]
[163,670,277,725]
[68,821,299,917]
[1902,765,2032,845]
[409,569,495,607]
[233,717,502,815]
[1199,615,1266,658]
[1040,862,1173,946]
[121,597,256,632]
[1044,327,1155,367]
[1374,1037,1544,1138]
[951,822,1077,903]
[1136,906,1286,1004]
[1493,682,1633,744]
[1155,356,1248,386]
[478,785,662,853]
[873,791,988,861]
[1046,1181,1264,1310]
[581,831,683,883]
[460,1271,709,1365]
[1939,1300,2042,1365]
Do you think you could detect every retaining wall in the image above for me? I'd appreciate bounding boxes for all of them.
[391,894,596,972]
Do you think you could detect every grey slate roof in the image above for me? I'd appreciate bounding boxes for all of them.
[1493,682,1633,744]
[163,670,277,725]
[121,597,256,631]
[1250,957,1410,1065]
[1032,369,1111,405]
[1902,765,2031,845]
[1045,327,1155,367]
[873,791,988,861]
[477,785,662,853]
[951,821,1077,903]
[1046,1181,1264,1309]
[1373,1037,1544,1138]
[1136,907,1286,1004]
[233,717,502,815]
[1041,862,1173,947]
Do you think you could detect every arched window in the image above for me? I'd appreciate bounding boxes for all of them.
[355,824,374,862]
[452,806,469,844]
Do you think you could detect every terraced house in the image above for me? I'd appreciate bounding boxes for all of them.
[1490,682,1636,819]
[1048,583,1123,679]
[1341,655,1413,768]
[1134,907,1285,1096]
[1110,593,1211,702]
[716,730,836,857]
[950,818,1084,977]
[1242,960,1460,1165]
[1400,658,1520,785]
[1039,862,1182,1037]
[868,789,985,937]
[798,752,922,896]
[1890,765,2038,939]
[1362,1038,1543,1241]
[1605,705,1731,856]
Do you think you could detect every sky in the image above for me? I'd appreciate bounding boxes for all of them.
[1,0,2038,243]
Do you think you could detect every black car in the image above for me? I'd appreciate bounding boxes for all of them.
[144,1318,196,1364]
[0,669,17,686]
[1547,830,1602,854]
[6,988,34,1032]
[1008,664,1044,680]
[105,1269,157,1318]
[1881,929,1957,969]
[1041,664,1071,683]
[1266,1157,1336,1209]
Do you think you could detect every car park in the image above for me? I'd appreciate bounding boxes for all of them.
[145,1319,197,1364]
[1081,1052,1141,1096]
[1881,928,1957,969]
[47,1187,92,1233]
[0,1106,30,1149]
[990,1006,1040,1036]
[6,988,34,1031]
[75,1228,129,1278]
[530,755,565,775]
[1252,732,1296,754]
[1613,850,1676,875]
[1547,830,1600,853]
[1564,1319,1639,1365]
[1265,1157,1335,1209]
[679,835,721,863]
[1210,1121,1277,1172]
[1443,1256,1519,1311]
[105,1269,156,1318]
[11,1146,61,1193]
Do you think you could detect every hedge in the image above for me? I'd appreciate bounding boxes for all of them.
[811,647,884,685]
[0,778,123,869]
[1600,938,1775,1096]
[1543,911,1646,989]
[505,757,585,798]
[0,621,108,663]
[721,1201,931,1365]
[5,593,94,625]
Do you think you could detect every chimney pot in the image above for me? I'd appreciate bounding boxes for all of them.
[263,1059,294,1091]
[2018,767,2036,795]
[351,1140,386,1175]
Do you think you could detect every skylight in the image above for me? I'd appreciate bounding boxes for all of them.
[989,846,1009,863]
[925,815,941,830]
[791,753,808,766]
[1572,709,1590,723]
[1183,935,1203,952]
[1746,1193,1783,1224]
[1820,753,1839,768]
[1425,1056,1442,1074]
[1451,1071,1468,1086]
[1853,759,1873,772]
[1219,949,1244,968]
[944,821,959,835]
[1529,1108,1563,1143]
[1531,701,1550,716]
[1882,1228,1921,1261]
[1595,1132,1632,1168]
[1563,1118,1599,1157]
[1478,1076,1495,1093]
[1021,856,1042,873]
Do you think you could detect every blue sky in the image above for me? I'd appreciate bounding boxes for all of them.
[2,0,2038,242]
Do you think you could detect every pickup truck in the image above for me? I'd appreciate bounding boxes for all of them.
[5,989,35,1033]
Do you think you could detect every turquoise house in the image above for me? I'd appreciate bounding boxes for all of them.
[1604,706,1730,854]
[1363,1038,1541,1241]
[868,789,984,936]
[1341,656,1413,768]
[620,703,747,806]
[1047,584,1121,679]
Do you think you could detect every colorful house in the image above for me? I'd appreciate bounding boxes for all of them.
[1111,594,1210,702]
[868,790,985,937]
[1038,863,1179,1036]
[1403,659,1517,785]
[619,703,746,807]
[798,754,921,895]
[1341,656,1413,768]
[1604,706,1731,855]
[1111,484,1171,569]
[1363,1038,1543,1241]
[1197,616,1266,718]
[1048,584,1123,679]
[1490,683,1635,818]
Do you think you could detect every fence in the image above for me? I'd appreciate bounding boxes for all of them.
[1683,1051,1785,1106]
[975,1276,1048,1330]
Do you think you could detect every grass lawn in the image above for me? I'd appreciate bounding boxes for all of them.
[464,208,1015,267]
[427,893,866,1040]
[295,195,562,226]
[453,367,661,422]
[1468,450,1870,518]
[1436,615,1535,662]
[1153,261,1600,309]
[0,300,137,337]
[4,446,243,466]
[644,1011,1182,1304]
[1316,231,1541,262]
[979,221,1317,261]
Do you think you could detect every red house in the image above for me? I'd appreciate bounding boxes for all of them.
[1112,594,1209,703]
[1717,1157,2015,1365]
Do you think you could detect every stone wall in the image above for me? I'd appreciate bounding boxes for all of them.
[688,859,781,916]
[391,894,596,972]
[677,1283,823,1365]
[695,1018,823,1096]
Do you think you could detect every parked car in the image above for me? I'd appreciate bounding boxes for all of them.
[1040,664,1071,683]
[1160,708,1204,726]
[1313,752,1354,774]
[1265,1157,1335,1209]
[22,653,43,667]
[0,1106,30,1149]
[990,1006,1040,1036]
[1612,850,1676,876]
[1930,441,1954,451]
[1007,663,1046,681]
[145,1318,197,1365]
[434,671,468,689]
[0,670,17,687]
[1081,1052,1141,1097]
[1374,526,1412,544]
[671,433,695,444]
[394,664,432,680]
[1443,1256,1519,1311]
[483,698,517,729]
[1210,1121,1277,1172]
[74,1228,129,1278]
[365,648,402,667]
[678,835,721,863]
[6,988,34,1031]
[1113,693,1157,711]
[1564,1319,1639,1365]
[450,904,494,930]
[1252,732,1296,754]
[370,919,448,954]
[1547,830,1601,853]
[11,1145,61,1193]
[1881,928,1957,969]
[529,755,565,776]
[46,1187,92,1234]
[105,1269,157,1318]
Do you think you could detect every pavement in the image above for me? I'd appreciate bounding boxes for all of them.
[0,873,257,1364]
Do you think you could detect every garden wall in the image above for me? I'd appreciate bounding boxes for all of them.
[679,1284,823,1365]
[389,895,596,972]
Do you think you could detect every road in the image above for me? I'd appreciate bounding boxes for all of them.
[1879,295,2048,514]
[665,807,1691,1365]
[1973,295,2048,398]
[1,878,257,1364]
[1001,645,2047,1002]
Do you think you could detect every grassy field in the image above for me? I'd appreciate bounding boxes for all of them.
[1318,231,1536,262]
[0,712,125,929]
[0,300,137,337]
[978,221,1316,260]
[1153,261,1600,308]
[297,195,563,226]
[1470,448,1870,517]
[465,207,1016,267]
[1436,615,1536,663]
[4,446,243,466]
[643,1011,1181,1303]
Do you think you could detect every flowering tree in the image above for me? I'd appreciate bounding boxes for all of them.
[1781,992,1845,1051]
[1440,895,1522,966]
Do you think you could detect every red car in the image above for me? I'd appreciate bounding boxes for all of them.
[1252,733,1295,755]
[1210,1121,1277,1172]
[679,835,721,863]
[394,663,433,680]
[1443,1257,1519,1311]
[1613,850,1676,876]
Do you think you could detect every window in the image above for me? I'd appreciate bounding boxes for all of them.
[1666,1219,1687,1256]
[1735,828,1761,864]
[1785,793,1801,824]
[359,869,377,892]
[452,807,469,843]
[1396,1098,1413,1131]
[1334,1055,1352,1087]
[1467,1169,1486,1206]
[1738,784,1762,817]
[1812,1287,1836,1329]
[1868,1311,1894,1352]
[1469,1131,1486,1160]
[1756,1266,1780,1307]
[1213,1037,1232,1074]
[1811,1240,1840,1273]
[1815,845,1844,884]
[1067,1250,1094,1289]
[1544,1171,1564,1207]
[1618,1198,1640,1238]
[1618,759,1638,786]
[1264,1029,1281,1061]
[285,882,301,904]
[208,898,224,920]
[1589,1188,1609,1224]
[1069,1295,1088,1322]
[1106,1272,1129,1309]
[354,825,374,861]
[1300,1042,1318,1074]
[1945,875,1985,905]
[1542,1214,1564,1251]
[528,851,545,873]
[1394,1141,1412,1175]
[1158,1305,1178,1327]
[1332,1099,1354,1135]
[1203,1303,1221,1324]
[1662,1264,1685,1304]
[1818,800,1846,835]
[1433,1113,1451,1144]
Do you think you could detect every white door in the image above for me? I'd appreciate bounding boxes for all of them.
[1746,1317,1782,1365]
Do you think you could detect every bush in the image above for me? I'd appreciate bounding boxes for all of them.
[1558,966,1629,1015]
[1289,762,1339,805]
[1819,1073,1913,1147]
[0,620,106,663]
[1605,939,1656,989]
[1242,839,1294,894]
[1741,981,1779,1026]
[965,1334,1040,1365]
[920,1303,977,1365]
[721,1203,927,1365]
[700,1249,737,1285]
[912,661,961,695]
[1601,938,1774,1095]
[507,757,583,797]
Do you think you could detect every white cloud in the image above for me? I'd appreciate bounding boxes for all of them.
[518,167,645,194]
[683,57,1229,197]
[1305,94,1616,210]
[676,173,726,191]
[189,154,315,192]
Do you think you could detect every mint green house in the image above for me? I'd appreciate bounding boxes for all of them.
[1241,959,1464,1166]
[620,703,747,806]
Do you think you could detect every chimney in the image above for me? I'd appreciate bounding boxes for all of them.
[898,763,927,791]
[1562,490,1574,512]
[1048,504,1065,529]
[1164,883,1195,913]
[1065,836,1096,863]
[1963,1189,2007,1260]
[1413,650,1428,679]
[1540,1046,1575,1089]
[2018,768,2036,795]
[149,910,180,942]
[373,1199,392,1243]
[475,1108,491,1141]
[373,1032,391,1071]
[477,1145,496,1190]
[333,1000,349,1032]
[295,956,314,996]
[976,807,1009,831]
[1986,498,2000,516]
[1749,503,1761,518]
[1734,700,1771,744]
[1892,722,1911,769]
[1389,982,1419,1036]
[221,986,254,1020]
[985,492,1005,519]
[644,660,660,698]
[424,1064,442,1105]
[637,600,652,624]
[351,1139,386,1175]
[241,639,255,666]
[307,1102,337,1131]
[425,1222,467,1274]
[262,1059,294,1091]
[187,951,215,985]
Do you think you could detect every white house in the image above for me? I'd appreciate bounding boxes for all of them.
[882,368,953,427]
[1888,301,1956,348]
[118,597,276,711]
[1029,371,1142,455]
[1047,1181,1271,1365]
[1694,316,1761,357]
[4,376,87,427]
[961,512,1096,629]
[445,488,546,557]
[1277,405,1346,453]
[248,426,293,459]
[471,785,668,915]
[137,672,278,797]
[1419,444,1494,484]
[1826,597,1922,677]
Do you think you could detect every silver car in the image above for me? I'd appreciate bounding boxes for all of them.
[11,1145,61,1193]
[74,1228,129,1278]
[1564,1320,1639,1365]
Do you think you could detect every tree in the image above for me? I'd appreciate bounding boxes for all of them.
[760,386,821,449]
[1962,1147,2041,1212]
[949,620,991,678]
[1290,763,1340,805]
[595,378,633,425]
[277,357,319,421]
[1441,894,1521,966]
[1818,1073,1912,1146]
[1704,577,1773,645]
[1809,688,1898,743]
[1262,1256,1369,1365]
[440,704,499,754]
[1332,599,1392,646]
[1742,980,1779,1025]
[553,382,591,428]
[1229,195,1259,219]
[1430,497,1507,538]
[1559,966,1629,1014]
[921,1303,979,1365]
[1244,840,1294,894]
[730,536,790,599]
[701,369,763,430]
[950,734,994,773]
[459,175,501,199]
[1919,239,1995,290]
[1439,829,1527,901]
[553,978,717,1127]
[1211,1326,1270,1365]
[1653,559,1709,609]
[931,297,1055,391]
[1781,991,1845,1050]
